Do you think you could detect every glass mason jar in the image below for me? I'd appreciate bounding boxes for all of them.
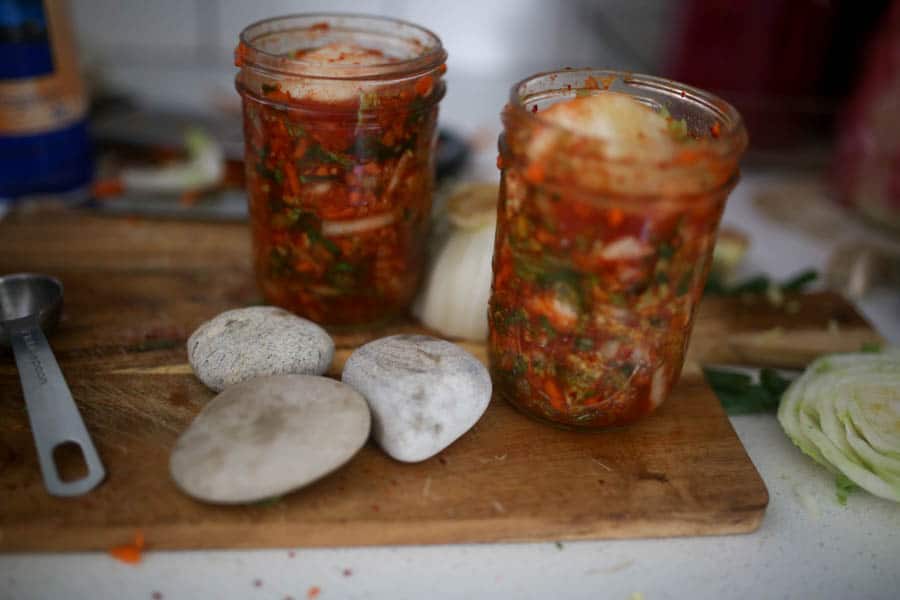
[488,69,747,429]
[235,15,447,326]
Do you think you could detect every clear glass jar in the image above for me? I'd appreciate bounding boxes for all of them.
[488,69,747,429]
[235,15,447,326]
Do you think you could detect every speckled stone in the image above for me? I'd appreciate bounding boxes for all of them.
[169,375,370,504]
[187,306,334,392]
[342,334,491,462]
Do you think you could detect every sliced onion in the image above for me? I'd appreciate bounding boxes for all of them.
[322,212,396,237]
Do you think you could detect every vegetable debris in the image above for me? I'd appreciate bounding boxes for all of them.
[835,473,859,505]
[120,128,224,193]
[109,530,145,565]
[705,268,819,297]
[704,367,793,415]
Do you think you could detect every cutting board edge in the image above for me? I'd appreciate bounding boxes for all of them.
[0,503,769,553]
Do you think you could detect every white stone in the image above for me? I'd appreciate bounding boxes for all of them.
[170,375,370,504]
[342,334,491,462]
[187,306,334,392]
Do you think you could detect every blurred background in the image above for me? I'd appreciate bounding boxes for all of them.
[4,0,898,179]
[70,0,676,126]
[65,0,892,155]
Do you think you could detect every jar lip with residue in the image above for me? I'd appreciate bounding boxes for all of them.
[507,68,748,166]
[237,13,447,82]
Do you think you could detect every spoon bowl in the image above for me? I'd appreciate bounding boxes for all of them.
[0,274,63,345]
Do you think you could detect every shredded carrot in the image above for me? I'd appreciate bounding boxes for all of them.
[607,208,625,228]
[268,88,293,103]
[109,529,145,565]
[320,205,359,220]
[438,63,447,75]
[494,261,513,288]
[524,161,545,184]
[535,228,556,245]
[673,149,701,166]
[496,154,505,170]
[233,42,249,67]
[569,198,594,220]
[415,75,434,96]
[92,178,124,199]
[283,162,301,196]
[543,379,566,412]
[292,139,310,160]
[710,121,721,138]
[109,546,141,565]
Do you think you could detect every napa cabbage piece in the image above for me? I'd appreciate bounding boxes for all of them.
[777,350,900,503]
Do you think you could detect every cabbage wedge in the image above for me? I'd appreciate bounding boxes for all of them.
[777,350,900,503]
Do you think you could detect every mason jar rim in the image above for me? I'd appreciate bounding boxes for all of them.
[508,68,748,162]
[238,13,447,81]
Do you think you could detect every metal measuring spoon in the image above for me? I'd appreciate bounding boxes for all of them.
[0,273,105,496]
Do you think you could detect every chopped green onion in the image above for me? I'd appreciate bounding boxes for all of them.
[575,337,594,351]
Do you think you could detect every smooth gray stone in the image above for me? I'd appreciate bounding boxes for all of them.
[170,375,370,504]
[188,306,334,391]
[342,334,491,462]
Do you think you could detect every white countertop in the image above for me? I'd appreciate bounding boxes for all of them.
[3,404,899,600]
[2,72,900,600]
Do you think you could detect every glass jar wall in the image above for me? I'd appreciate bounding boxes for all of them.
[235,14,447,326]
[488,69,747,428]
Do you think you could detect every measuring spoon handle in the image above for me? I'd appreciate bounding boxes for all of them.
[8,319,106,496]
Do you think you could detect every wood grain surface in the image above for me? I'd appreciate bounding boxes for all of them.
[0,208,875,552]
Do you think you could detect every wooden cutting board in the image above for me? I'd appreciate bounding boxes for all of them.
[0,208,878,552]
